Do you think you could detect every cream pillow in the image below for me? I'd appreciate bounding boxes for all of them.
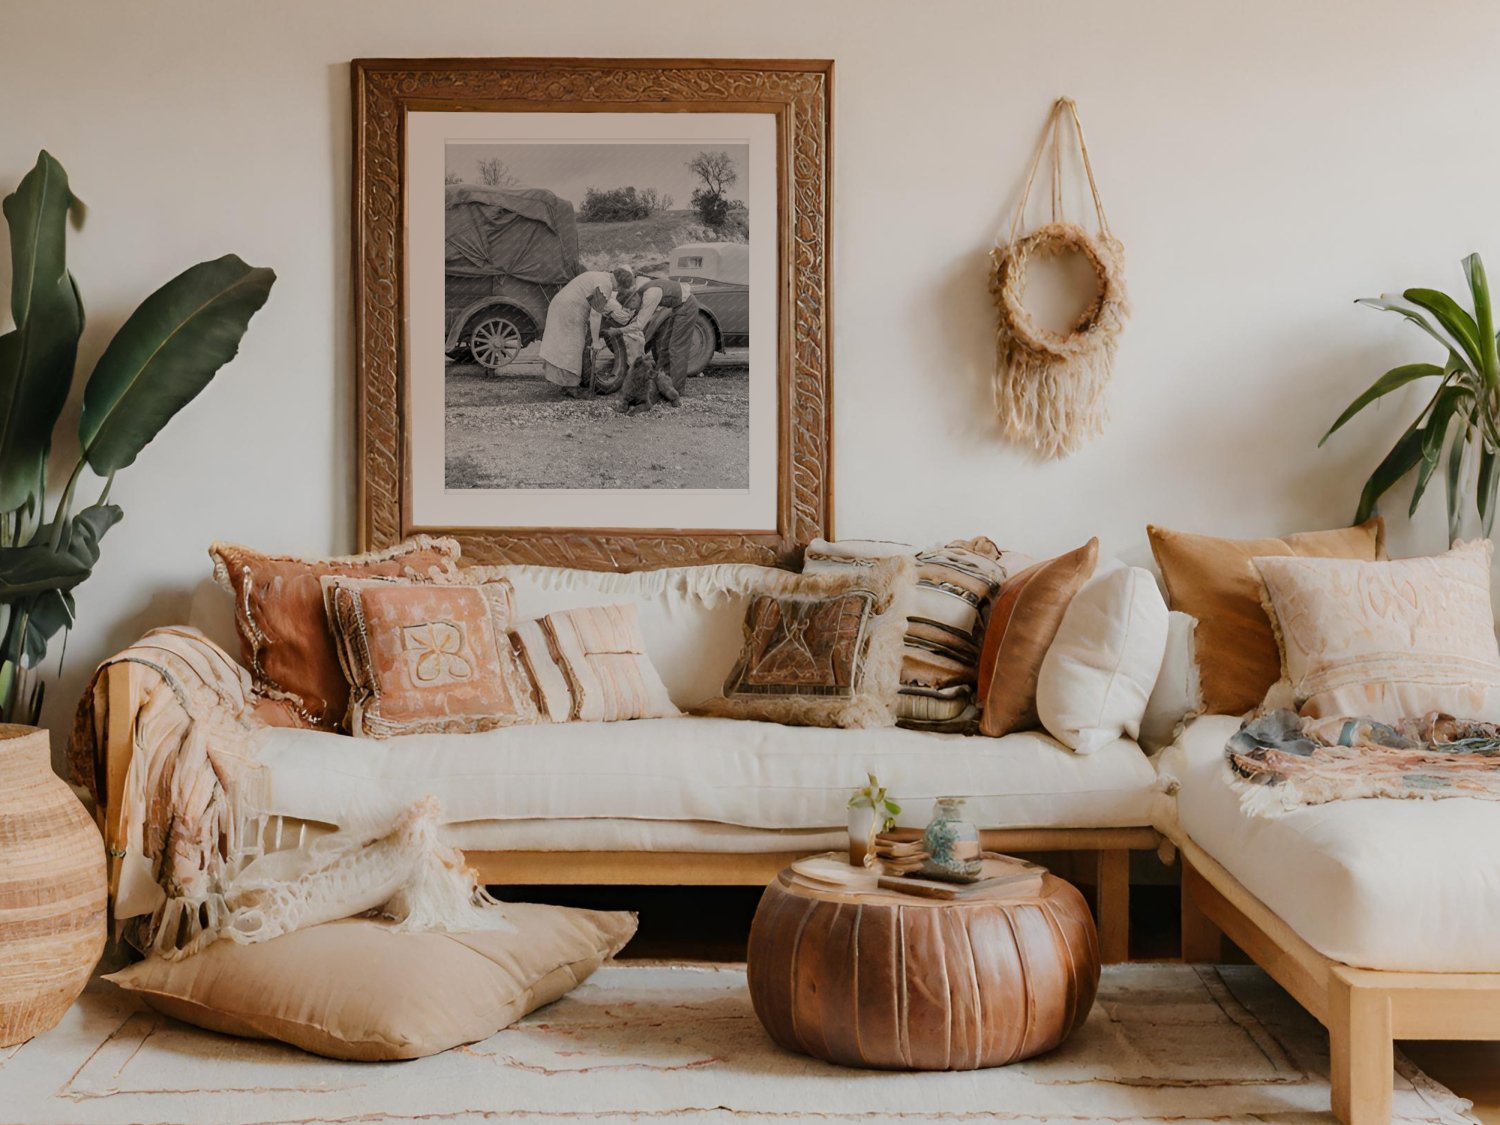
[1036,564,1169,754]
[1254,540,1500,722]
[1137,611,1202,752]
[105,904,637,1061]
[510,603,679,723]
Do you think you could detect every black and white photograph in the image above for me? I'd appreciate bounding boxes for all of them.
[441,140,752,492]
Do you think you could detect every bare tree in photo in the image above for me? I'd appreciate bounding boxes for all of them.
[477,157,519,188]
[687,150,739,228]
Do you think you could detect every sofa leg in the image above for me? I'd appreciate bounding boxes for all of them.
[1094,848,1129,964]
[1179,858,1223,963]
[1328,968,1393,1125]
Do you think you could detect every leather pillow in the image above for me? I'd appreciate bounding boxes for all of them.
[104,904,637,1061]
[1147,519,1385,716]
[210,537,461,730]
[977,539,1099,738]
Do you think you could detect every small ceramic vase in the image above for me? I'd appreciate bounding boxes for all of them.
[847,804,878,866]
[921,797,983,882]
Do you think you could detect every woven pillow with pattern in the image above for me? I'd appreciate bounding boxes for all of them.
[322,574,539,738]
[803,537,1021,731]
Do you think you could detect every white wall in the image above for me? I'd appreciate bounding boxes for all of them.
[2,0,1497,745]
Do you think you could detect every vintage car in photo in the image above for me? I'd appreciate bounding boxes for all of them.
[666,241,749,374]
[443,183,580,371]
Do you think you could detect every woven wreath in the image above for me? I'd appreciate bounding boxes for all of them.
[991,100,1130,460]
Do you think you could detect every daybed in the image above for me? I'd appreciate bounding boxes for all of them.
[1161,715,1500,1125]
[90,560,1162,964]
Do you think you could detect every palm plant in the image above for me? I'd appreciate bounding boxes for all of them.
[1323,253,1500,544]
[0,151,274,724]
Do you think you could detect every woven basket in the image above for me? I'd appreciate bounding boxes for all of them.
[0,724,106,1046]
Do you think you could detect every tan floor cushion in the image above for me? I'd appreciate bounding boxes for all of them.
[105,903,636,1060]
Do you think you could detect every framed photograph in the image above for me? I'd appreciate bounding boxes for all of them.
[352,58,833,569]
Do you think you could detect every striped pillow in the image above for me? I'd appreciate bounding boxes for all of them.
[510,603,679,723]
[803,538,1025,731]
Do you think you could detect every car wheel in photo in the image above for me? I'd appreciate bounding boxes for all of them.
[684,312,717,377]
[467,312,526,371]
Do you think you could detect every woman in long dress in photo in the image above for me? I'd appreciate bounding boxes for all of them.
[539,266,634,397]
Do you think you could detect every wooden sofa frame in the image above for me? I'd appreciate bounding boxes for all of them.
[1179,835,1500,1125]
[99,661,1156,963]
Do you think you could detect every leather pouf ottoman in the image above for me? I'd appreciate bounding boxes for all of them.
[747,866,1100,1070]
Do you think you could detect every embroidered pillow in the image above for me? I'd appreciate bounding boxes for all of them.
[803,538,1025,731]
[700,555,915,729]
[977,538,1099,738]
[322,575,538,738]
[510,603,679,723]
[210,537,461,730]
[1147,519,1385,716]
[1254,540,1500,723]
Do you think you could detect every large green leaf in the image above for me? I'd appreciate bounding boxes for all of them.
[0,542,90,598]
[0,151,83,512]
[1404,287,1483,372]
[1410,387,1469,517]
[1320,362,1443,445]
[1446,410,1472,544]
[1357,296,1473,367]
[79,254,274,474]
[1462,253,1499,391]
[1481,447,1500,536]
[1355,420,1426,523]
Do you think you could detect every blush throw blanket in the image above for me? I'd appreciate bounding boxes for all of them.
[69,627,510,960]
[1226,708,1500,816]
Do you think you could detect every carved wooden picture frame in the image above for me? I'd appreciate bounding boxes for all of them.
[352,58,832,569]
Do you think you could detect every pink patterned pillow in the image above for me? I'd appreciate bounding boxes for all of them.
[510,604,679,723]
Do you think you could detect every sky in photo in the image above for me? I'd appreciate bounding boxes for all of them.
[445,142,748,210]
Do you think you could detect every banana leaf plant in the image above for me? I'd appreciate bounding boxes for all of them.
[1323,253,1500,545]
[0,151,274,725]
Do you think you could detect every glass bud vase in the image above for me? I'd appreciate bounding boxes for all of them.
[921,797,983,882]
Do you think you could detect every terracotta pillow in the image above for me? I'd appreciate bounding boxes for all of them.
[323,575,539,738]
[976,539,1099,738]
[510,603,679,723]
[1147,518,1385,716]
[104,904,637,1061]
[698,555,916,729]
[1255,540,1500,722]
[210,537,461,729]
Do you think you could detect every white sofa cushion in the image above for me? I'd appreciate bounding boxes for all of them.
[249,717,1158,834]
[1035,564,1168,754]
[1158,714,1500,972]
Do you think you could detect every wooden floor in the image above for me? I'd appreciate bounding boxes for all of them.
[503,882,1500,1117]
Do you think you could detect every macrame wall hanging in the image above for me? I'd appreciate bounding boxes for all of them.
[990,97,1129,460]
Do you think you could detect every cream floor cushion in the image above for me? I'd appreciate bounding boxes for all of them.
[1157,715,1500,972]
[247,716,1159,833]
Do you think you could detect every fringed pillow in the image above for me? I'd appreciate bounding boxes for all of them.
[804,538,1024,731]
[698,555,916,729]
[210,537,461,730]
[322,574,539,738]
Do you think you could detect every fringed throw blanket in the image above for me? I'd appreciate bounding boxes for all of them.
[1227,708,1500,816]
[70,627,509,959]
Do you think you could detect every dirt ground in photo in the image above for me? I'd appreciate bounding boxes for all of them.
[445,348,750,490]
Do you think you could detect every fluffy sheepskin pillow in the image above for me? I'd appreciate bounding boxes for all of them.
[697,555,916,728]
[105,904,637,1061]
[1035,564,1169,754]
[1254,539,1500,722]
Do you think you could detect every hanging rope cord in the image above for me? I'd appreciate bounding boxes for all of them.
[990,97,1129,460]
[1004,97,1114,248]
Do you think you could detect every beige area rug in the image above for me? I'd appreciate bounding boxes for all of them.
[0,962,1475,1124]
